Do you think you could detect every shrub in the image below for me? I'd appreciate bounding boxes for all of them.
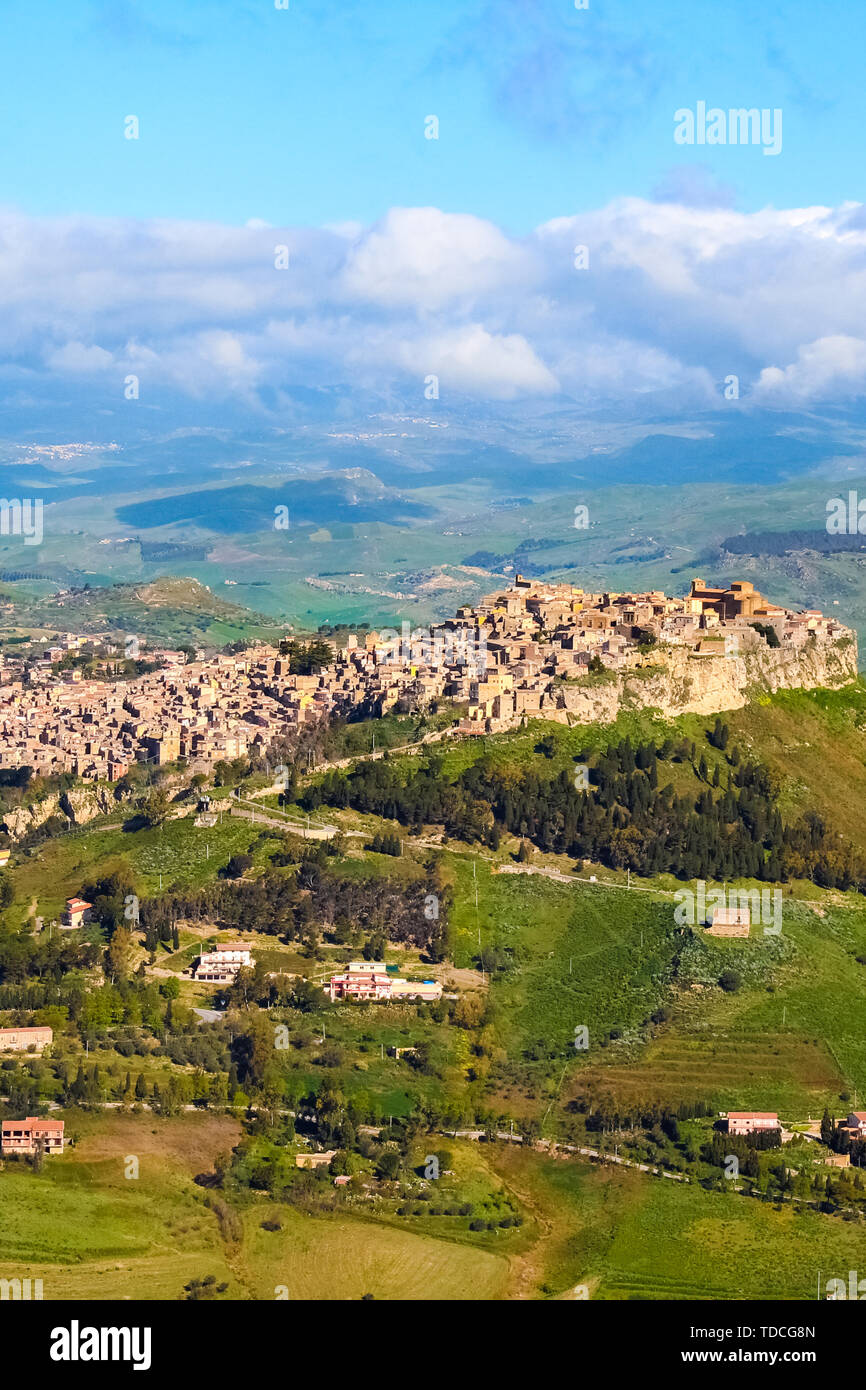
[223,853,254,879]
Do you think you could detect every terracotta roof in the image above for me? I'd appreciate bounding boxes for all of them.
[728,1112,778,1120]
[2,1116,64,1133]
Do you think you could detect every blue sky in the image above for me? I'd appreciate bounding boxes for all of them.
[0,0,862,230]
[1,0,866,431]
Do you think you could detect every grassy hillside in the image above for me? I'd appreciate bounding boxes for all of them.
[0,1113,511,1301]
[491,1146,866,1300]
[4,1109,858,1302]
[0,575,283,647]
[7,679,866,1301]
[727,682,866,854]
[0,1112,243,1299]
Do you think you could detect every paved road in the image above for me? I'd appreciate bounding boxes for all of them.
[445,1128,690,1181]
[496,861,676,898]
[229,800,341,840]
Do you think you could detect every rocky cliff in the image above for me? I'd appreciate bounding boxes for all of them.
[550,633,858,725]
[0,783,129,842]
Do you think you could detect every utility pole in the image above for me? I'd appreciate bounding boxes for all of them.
[473,859,483,982]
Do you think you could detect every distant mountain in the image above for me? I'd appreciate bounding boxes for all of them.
[0,576,282,647]
[718,530,866,557]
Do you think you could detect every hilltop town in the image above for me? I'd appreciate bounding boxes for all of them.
[0,576,855,784]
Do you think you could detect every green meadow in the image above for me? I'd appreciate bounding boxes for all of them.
[0,1113,511,1301]
[9,810,280,920]
[491,1146,866,1301]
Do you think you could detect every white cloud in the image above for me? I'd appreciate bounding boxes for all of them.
[389,324,559,399]
[754,335,866,402]
[341,206,528,309]
[2,198,866,411]
[45,341,114,372]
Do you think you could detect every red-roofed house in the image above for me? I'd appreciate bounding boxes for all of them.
[328,969,392,1002]
[727,1112,779,1136]
[1,1117,65,1155]
[60,898,92,929]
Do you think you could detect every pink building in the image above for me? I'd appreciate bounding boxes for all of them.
[727,1112,779,1136]
[328,969,392,1002]
[1,1117,65,1155]
[327,966,442,1003]
[0,1026,52,1053]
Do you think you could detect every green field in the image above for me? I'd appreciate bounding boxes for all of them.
[9,810,281,920]
[0,1113,511,1301]
[561,895,866,1116]
[0,1112,243,1299]
[241,1205,509,1301]
[491,1146,866,1301]
[7,1110,863,1302]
